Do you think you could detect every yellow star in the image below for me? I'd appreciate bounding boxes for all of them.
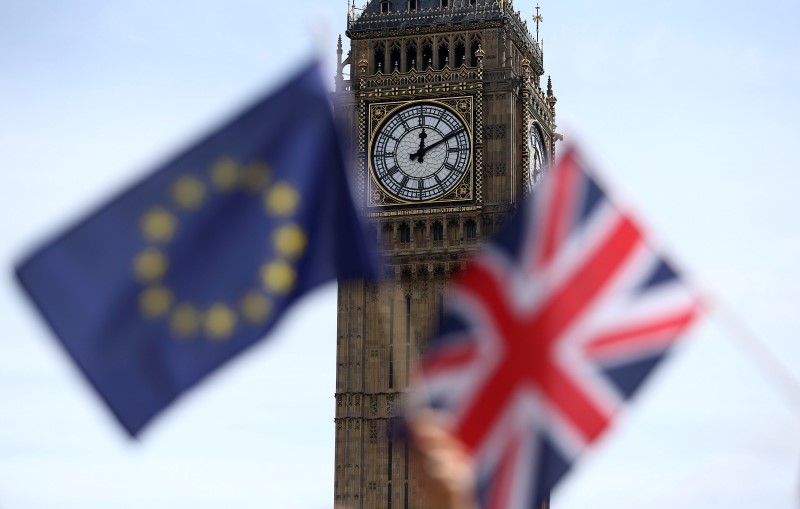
[172,175,206,210]
[261,260,296,294]
[210,157,240,190]
[171,304,201,338]
[140,286,173,318]
[264,182,300,216]
[133,248,169,282]
[240,291,272,324]
[241,162,272,192]
[205,303,237,340]
[141,207,177,243]
[273,224,307,259]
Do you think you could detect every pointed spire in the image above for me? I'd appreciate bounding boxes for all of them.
[547,75,558,133]
[336,35,344,84]
[547,76,557,108]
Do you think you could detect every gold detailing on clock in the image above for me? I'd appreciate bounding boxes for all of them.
[366,97,475,207]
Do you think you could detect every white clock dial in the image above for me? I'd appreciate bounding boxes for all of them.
[528,123,546,191]
[371,103,471,203]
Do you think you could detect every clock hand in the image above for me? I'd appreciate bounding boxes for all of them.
[419,128,428,147]
[410,129,428,161]
[409,128,465,163]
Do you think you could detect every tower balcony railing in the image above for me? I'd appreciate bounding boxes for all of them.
[351,63,482,91]
[348,1,503,32]
[346,0,543,69]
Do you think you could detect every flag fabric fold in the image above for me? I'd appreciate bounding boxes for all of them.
[413,146,701,509]
[16,62,378,437]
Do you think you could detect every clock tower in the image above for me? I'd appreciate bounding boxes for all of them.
[333,1,558,507]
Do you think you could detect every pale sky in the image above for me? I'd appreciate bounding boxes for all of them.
[1,1,800,508]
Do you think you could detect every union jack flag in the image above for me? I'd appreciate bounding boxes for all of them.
[413,147,701,509]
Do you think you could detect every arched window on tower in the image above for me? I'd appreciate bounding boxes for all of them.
[465,219,477,243]
[437,39,449,69]
[432,221,444,244]
[422,41,433,70]
[454,39,466,68]
[381,0,391,13]
[381,224,394,248]
[390,43,401,73]
[470,39,481,67]
[374,44,385,74]
[405,41,417,72]
[409,0,418,11]
[399,223,411,244]
[414,221,426,246]
[447,219,460,245]
[469,0,476,5]
[441,0,449,6]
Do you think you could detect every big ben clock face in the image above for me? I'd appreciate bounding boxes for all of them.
[370,102,471,203]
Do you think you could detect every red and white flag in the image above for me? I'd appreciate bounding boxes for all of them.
[413,146,701,509]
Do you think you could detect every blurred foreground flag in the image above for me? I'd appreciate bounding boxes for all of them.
[16,62,377,437]
[413,147,701,509]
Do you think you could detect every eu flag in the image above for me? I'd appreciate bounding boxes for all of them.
[16,62,378,437]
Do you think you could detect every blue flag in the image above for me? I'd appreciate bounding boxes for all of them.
[16,62,378,437]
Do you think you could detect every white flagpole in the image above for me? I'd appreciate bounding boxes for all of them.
[703,294,800,418]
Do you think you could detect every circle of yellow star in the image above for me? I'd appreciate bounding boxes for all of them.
[171,304,201,338]
[261,261,296,294]
[264,182,300,216]
[241,162,272,192]
[240,291,272,324]
[204,303,237,340]
[140,286,173,318]
[210,157,240,190]
[273,224,307,259]
[172,175,206,210]
[133,248,169,282]
[141,207,177,243]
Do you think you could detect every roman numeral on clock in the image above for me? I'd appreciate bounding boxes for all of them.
[434,174,447,194]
